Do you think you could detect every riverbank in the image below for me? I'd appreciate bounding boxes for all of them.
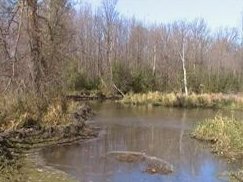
[121,92,243,110]
[0,94,98,182]
[0,156,77,182]
[192,115,243,181]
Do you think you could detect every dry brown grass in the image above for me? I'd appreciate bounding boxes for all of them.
[0,93,77,131]
[192,114,243,159]
[121,92,243,109]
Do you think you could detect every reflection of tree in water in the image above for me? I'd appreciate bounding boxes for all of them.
[41,104,229,181]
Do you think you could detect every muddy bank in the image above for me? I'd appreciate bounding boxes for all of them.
[0,103,98,181]
[67,91,122,101]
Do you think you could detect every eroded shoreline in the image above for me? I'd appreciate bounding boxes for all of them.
[0,103,98,182]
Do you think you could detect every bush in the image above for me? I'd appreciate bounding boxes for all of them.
[112,62,133,93]
[112,63,158,93]
[71,71,100,91]
[188,70,242,94]
[64,61,100,91]
[131,68,157,93]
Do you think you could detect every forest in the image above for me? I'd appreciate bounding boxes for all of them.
[1,0,243,96]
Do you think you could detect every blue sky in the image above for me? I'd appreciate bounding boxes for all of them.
[81,0,243,30]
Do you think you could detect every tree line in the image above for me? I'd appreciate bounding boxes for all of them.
[1,0,243,96]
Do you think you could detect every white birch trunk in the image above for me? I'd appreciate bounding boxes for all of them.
[152,45,157,76]
[180,43,188,96]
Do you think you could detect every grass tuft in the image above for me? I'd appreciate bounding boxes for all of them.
[192,114,243,159]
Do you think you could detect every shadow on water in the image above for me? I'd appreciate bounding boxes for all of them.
[40,102,237,182]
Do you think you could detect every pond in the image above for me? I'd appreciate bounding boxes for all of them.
[40,102,237,182]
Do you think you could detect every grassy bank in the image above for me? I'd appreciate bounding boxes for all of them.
[0,92,97,182]
[0,93,76,131]
[0,157,76,182]
[192,115,243,159]
[121,92,243,109]
[192,115,243,181]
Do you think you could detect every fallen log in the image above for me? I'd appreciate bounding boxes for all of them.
[66,95,122,101]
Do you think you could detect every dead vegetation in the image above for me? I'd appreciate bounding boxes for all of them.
[121,92,243,109]
[0,92,98,182]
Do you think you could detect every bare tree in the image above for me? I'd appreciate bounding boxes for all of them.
[100,0,118,88]
[26,0,44,95]
[180,42,188,96]
[1,0,243,95]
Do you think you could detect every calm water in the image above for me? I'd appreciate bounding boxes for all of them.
[40,102,237,182]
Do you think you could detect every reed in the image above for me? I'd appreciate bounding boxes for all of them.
[121,92,243,109]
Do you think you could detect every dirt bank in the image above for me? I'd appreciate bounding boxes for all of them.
[0,103,98,182]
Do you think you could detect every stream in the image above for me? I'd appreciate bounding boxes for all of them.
[40,102,239,182]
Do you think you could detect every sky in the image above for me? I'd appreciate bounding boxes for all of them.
[81,0,243,30]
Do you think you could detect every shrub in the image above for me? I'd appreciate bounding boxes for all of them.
[64,61,100,91]
[112,62,133,93]
[113,63,158,93]
[131,68,157,93]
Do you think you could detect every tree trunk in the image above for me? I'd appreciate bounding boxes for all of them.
[27,0,43,95]
[180,43,188,96]
[152,45,157,76]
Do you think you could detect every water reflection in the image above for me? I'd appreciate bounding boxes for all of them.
[41,102,232,182]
